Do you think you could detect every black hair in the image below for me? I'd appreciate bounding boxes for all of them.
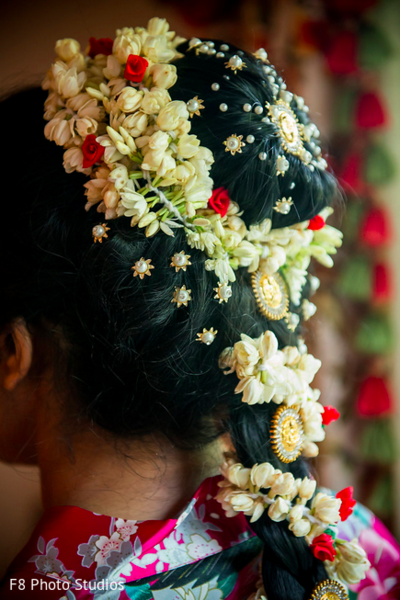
[1,40,337,600]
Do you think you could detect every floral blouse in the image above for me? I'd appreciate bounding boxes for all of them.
[0,476,399,600]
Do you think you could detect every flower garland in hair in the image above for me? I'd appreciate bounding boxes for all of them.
[217,458,370,588]
[219,329,325,458]
[43,18,214,238]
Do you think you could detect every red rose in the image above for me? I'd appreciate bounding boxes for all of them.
[336,487,356,521]
[88,37,114,59]
[208,187,230,217]
[124,55,149,83]
[82,135,105,168]
[308,215,325,230]
[310,534,336,562]
[322,405,340,426]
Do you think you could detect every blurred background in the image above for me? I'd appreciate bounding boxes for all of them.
[1,0,399,580]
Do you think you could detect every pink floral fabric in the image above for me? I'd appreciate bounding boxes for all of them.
[0,476,399,600]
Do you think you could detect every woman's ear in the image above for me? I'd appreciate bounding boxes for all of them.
[0,320,33,391]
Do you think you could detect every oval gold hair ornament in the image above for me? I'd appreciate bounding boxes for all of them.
[251,271,289,321]
[309,579,349,600]
[270,406,304,463]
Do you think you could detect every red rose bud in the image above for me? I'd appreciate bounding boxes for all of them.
[88,37,114,59]
[124,55,149,83]
[208,187,230,218]
[308,215,325,231]
[322,406,340,426]
[310,534,337,562]
[336,487,356,521]
[82,135,105,168]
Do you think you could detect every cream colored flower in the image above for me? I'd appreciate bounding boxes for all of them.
[63,147,88,174]
[302,441,319,458]
[250,463,276,489]
[52,62,86,98]
[44,114,72,146]
[149,63,177,89]
[141,88,171,114]
[268,497,290,522]
[335,540,370,585]
[66,93,105,121]
[143,35,175,63]
[55,38,81,62]
[178,134,200,159]
[116,88,143,113]
[148,130,170,152]
[250,498,266,523]
[301,402,325,443]
[122,111,148,137]
[75,116,98,137]
[288,518,311,537]
[113,33,142,64]
[298,477,316,501]
[269,472,296,498]
[311,493,341,525]
[230,493,255,514]
[147,17,170,36]
[225,462,251,489]
[109,164,129,191]
[157,101,189,131]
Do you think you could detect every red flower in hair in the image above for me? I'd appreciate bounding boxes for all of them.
[82,135,105,168]
[208,187,230,217]
[310,534,336,562]
[322,406,340,426]
[308,215,325,230]
[336,487,356,521]
[88,37,114,59]
[124,55,148,83]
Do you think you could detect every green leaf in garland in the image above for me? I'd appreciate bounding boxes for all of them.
[333,87,357,135]
[367,473,394,516]
[361,419,397,465]
[337,254,372,300]
[355,311,394,354]
[364,142,396,185]
[342,202,366,241]
[359,22,393,70]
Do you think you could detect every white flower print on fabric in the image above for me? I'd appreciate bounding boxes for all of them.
[115,519,138,541]
[94,532,123,566]
[186,534,222,560]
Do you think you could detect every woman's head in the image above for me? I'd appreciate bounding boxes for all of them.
[0,23,339,600]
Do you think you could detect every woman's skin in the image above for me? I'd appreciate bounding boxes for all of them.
[0,320,223,521]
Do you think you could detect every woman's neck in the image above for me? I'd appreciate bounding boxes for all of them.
[36,406,222,521]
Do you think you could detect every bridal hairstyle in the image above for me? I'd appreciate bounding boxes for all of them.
[1,40,337,600]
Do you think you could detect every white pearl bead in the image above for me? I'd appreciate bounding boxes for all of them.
[277,156,289,172]
[208,41,215,48]
[202,332,215,345]
[254,105,263,115]
[220,44,229,51]
[220,285,232,299]
[135,260,147,273]
[189,38,201,48]
[208,48,216,55]
[229,55,243,68]
[301,150,312,164]
[216,52,225,58]
[278,202,291,215]
[219,103,228,112]
[246,135,255,143]
[263,65,271,74]
[211,82,220,91]
[259,152,267,161]
[199,44,209,53]
[243,103,252,112]
[173,254,186,266]
[187,99,199,112]
[93,225,105,237]
[280,82,287,90]
[261,116,270,124]
[271,84,279,96]
[177,290,189,302]
[289,182,296,189]
[226,137,239,150]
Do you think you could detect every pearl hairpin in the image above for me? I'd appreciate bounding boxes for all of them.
[225,55,246,74]
[92,223,110,243]
[172,285,192,308]
[223,134,245,155]
[211,82,220,91]
[219,103,228,112]
[132,257,154,279]
[170,251,191,272]
[196,327,218,345]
